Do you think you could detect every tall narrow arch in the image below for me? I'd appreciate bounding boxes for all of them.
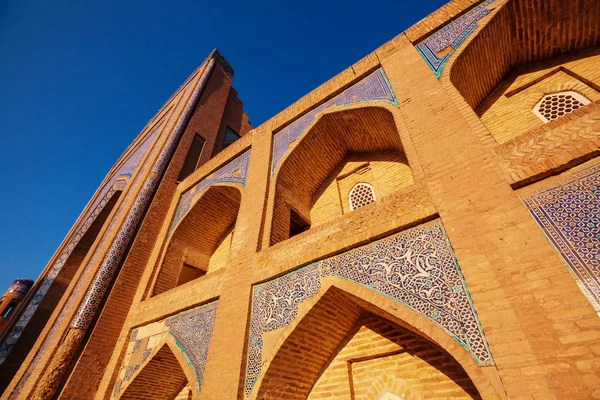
[0,187,123,391]
[152,185,242,296]
[268,106,414,246]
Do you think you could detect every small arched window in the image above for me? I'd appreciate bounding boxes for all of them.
[348,183,376,211]
[533,91,591,123]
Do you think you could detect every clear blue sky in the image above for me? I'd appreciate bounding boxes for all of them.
[0,0,446,291]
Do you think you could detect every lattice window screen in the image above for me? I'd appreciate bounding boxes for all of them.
[349,183,376,211]
[533,91,591,123]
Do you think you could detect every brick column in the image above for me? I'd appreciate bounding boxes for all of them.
[379,36,600,398]
[200,125,273,400]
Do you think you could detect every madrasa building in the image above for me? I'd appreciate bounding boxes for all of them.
[1,0,600,398]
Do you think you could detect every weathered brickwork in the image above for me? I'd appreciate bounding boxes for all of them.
[2,1,600,399]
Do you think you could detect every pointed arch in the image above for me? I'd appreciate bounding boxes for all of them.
[152,184,242,296]
[447,0,600,111]
[267,104,415,246]
[251,282,502,400]
[0,186,124,391]
[118,338,198,400]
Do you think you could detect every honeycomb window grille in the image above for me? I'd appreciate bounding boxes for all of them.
[533,91,591,123]
[348,183,376,211]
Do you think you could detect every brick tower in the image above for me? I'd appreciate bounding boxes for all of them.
[3,0,600,399]
[0,279,34,336]
[0,50,250,398]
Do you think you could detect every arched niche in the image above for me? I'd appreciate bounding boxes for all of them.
[152,185,241,296]
[0,186,123,391]
[269,106,414,246]
[449,0,600,111]
[250,283,501,400]
[118,340,196,400]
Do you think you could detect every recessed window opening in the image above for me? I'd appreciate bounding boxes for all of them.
[176,263,207,286]
[348,183,376,211]
[178,133,205,182]
[289,208,310,238]
[533,91,591,123]
[1,300,17,318]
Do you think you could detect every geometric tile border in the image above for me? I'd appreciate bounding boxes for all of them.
[415,0,495,78]
[169,149,251,236]
[244,219,493,396]
[522,160,600,314]
[112,301,218,399]
[270,68,398,176]
[7,57,218,399]
[71,58,216,330]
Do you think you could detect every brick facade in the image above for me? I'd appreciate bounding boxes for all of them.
[2,0,600,399]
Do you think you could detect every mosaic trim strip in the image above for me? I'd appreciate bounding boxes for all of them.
[0,181,122,365]
[71,60,215,330]
[0,120,165,368]
[112,301,218,399]
[522,162,600,313]
[7,59,216,399]
[169,149,251,235]
[415,0,495,78]
[244,219,492,396]
[6,117,169,399]
[270,68,398,176]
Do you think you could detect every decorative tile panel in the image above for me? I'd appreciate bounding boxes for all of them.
[522,161,600,313]
[415,0,495,78]
[244,219,492,396]
[6,57,217,399]
[112,301,218,399]
[270,68,397,176]
[170,149,251,235]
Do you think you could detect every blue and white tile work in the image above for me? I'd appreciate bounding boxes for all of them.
[270,68,398,176]
[71,58,216,331]
[5,116,171,400]
[169,149,251,235]
[522,161,600,315]
[415,0,495,78]
[6,56,218,400]
[112,301,219,399]
[244,219,492,396]
[0,117,166,370]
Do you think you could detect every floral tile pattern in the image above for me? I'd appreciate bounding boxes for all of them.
[244,219,492,396]
[112,301,218,399]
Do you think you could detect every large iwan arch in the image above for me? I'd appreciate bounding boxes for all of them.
[250,283,502,400]
[267,105,416,246]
